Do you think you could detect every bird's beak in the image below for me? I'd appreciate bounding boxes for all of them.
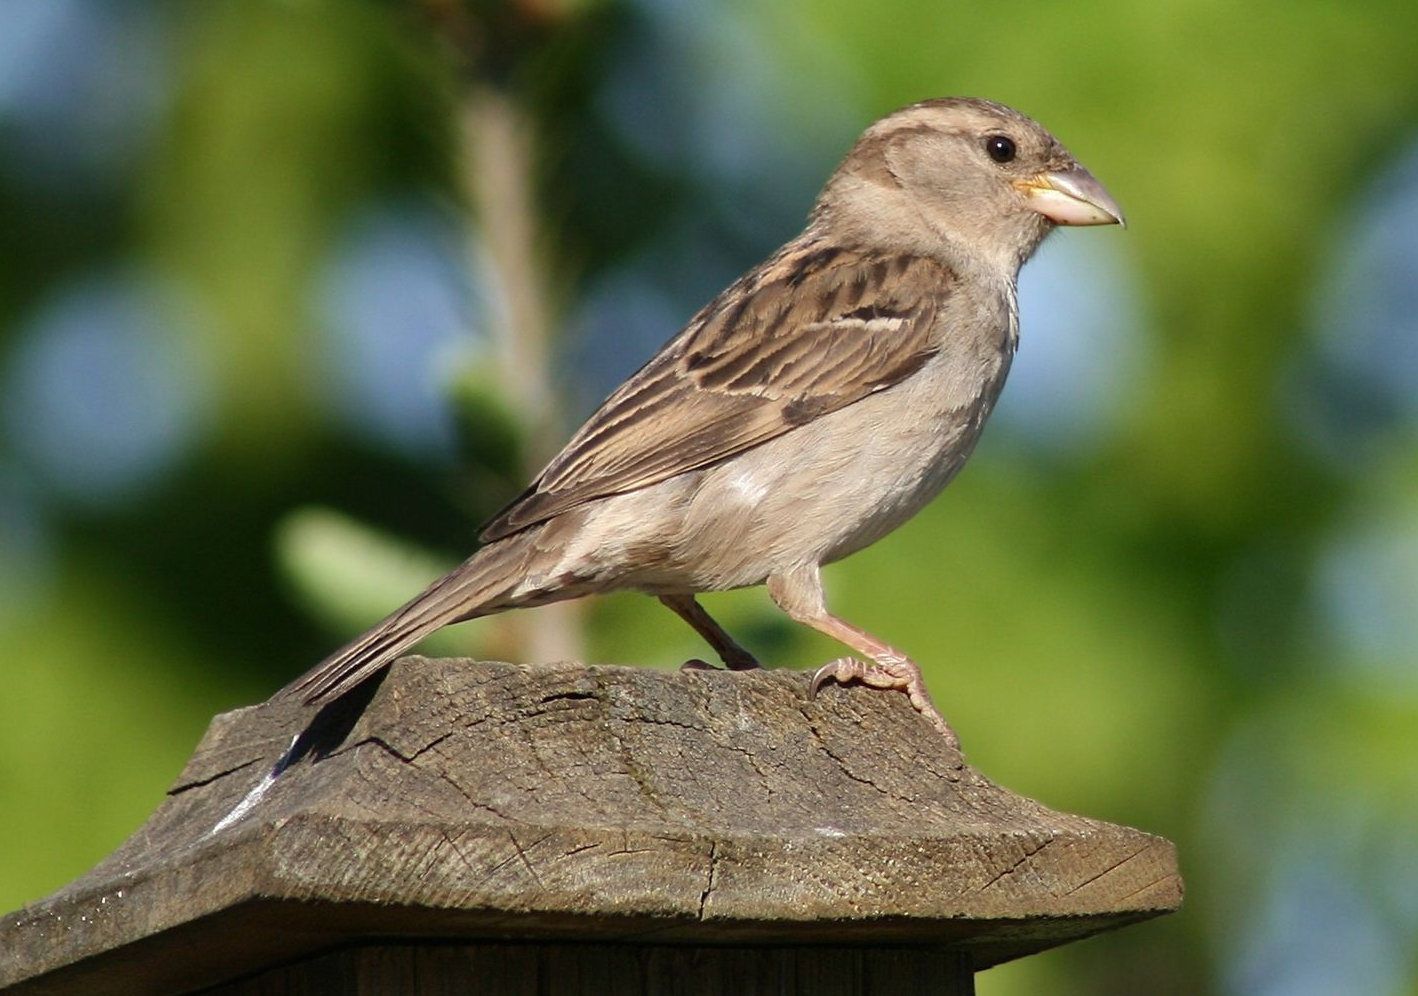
[1015,166,1126,228]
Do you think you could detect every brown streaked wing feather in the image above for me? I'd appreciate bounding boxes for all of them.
[480,245,956,541]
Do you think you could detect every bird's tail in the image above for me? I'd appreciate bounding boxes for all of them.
[281,532,537,707]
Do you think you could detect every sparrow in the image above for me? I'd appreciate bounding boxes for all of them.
[284,97,1124,744]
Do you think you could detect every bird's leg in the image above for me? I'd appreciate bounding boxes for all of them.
[767,566,958,747]
[659,594,763,671]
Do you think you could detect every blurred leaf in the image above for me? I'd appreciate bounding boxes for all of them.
[274,505,476,656]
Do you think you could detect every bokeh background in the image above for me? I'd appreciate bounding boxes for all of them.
[4,0,1418,992]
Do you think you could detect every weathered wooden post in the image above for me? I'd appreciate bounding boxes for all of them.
[0,658,1181,994]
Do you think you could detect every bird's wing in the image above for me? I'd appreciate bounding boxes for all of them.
[481,244,956,541]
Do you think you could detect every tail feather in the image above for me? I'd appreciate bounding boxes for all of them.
[282,535,532,706]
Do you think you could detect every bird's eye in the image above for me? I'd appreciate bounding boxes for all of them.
[985,135,1016,164]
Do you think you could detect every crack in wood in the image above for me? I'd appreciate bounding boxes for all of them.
[506,830,549,891]
[975,836,1051,893]
[697,840,719,921]
[1110,871,1178,906]
[168,757,262,796]
[1063,844,1151,896]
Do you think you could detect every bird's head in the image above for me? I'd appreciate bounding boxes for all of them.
[817,97,1124,275]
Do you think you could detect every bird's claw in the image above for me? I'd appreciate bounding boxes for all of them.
[809,657,866,699]
[808,656,960,749]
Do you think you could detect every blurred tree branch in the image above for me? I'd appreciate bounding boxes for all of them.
[416,0,599,663]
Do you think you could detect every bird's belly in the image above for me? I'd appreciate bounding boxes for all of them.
[632,352,1009,591]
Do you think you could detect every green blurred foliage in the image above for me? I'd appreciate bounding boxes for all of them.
[143,0,458,459]
[3,1,1418,993]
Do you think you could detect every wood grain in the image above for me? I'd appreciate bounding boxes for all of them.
[0,658,1182,994]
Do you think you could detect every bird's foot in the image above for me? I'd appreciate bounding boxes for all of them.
[809,656,959,749]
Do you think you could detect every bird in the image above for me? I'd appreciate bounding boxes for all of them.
[283,97,1124,744]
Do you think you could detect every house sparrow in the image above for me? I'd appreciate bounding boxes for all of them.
[285,97,1123,744]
